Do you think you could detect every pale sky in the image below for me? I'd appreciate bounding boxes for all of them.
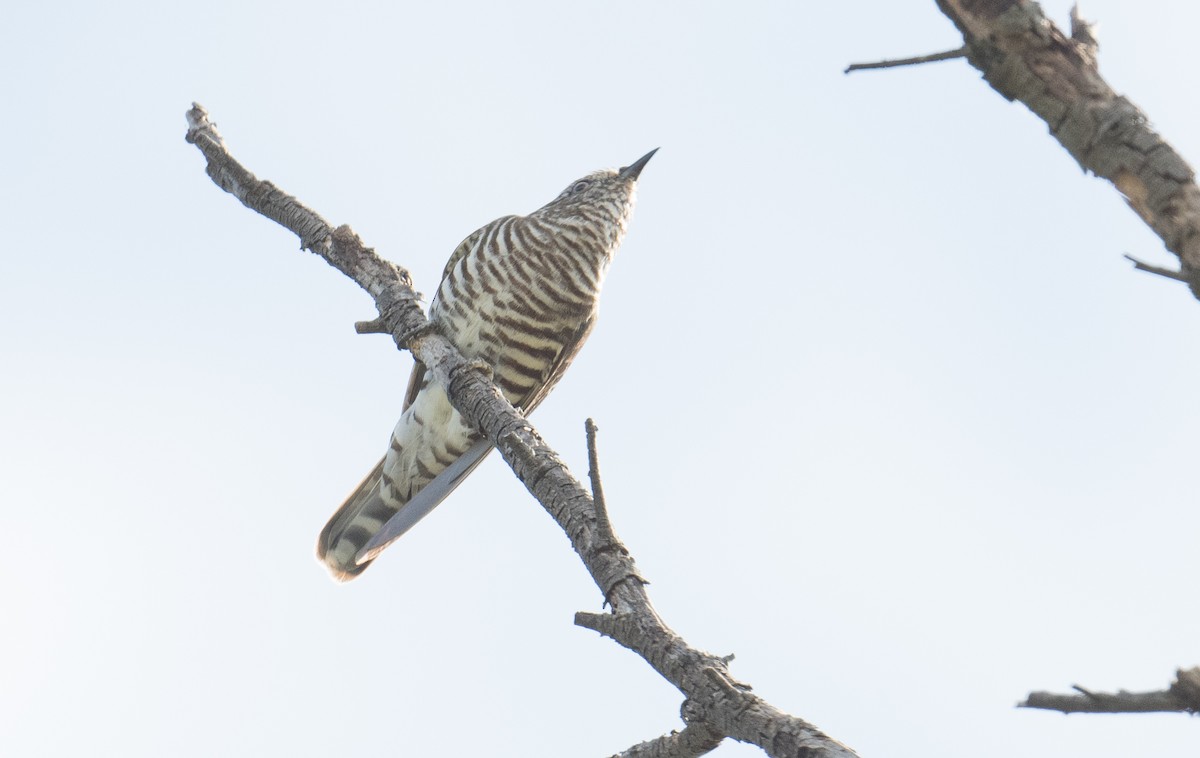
[2,2,1198,756]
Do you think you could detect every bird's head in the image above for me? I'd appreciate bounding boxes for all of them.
[534,149,657,244]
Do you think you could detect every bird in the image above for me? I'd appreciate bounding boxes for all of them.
[317,149,657,581]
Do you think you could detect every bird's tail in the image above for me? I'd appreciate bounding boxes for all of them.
[316,458,398,581]
[316,388,486,581]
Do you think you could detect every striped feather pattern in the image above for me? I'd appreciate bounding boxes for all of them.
[317,155,652,581]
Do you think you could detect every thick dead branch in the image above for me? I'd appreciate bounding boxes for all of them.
[851,4,1200,297]
[1020,667,1200,715]
[610,719,725,758]
[185,103,856,758]
[932,1,1200,298]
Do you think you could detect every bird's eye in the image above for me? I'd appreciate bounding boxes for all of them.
[572,181,590,193]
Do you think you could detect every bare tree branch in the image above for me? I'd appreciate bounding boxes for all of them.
[900,4,1200,710]
[1020,667,1200,715]
[185,103,857,758]
[936,0,1200,298]
[852,3,1200,298]
[847,4,1200,720]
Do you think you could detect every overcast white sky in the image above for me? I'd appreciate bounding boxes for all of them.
[2,2,1198,756]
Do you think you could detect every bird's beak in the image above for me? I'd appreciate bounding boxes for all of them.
[619,148,659,180]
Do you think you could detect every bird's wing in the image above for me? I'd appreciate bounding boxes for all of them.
[403,361,426,411]
[355,437,493,565]
[387,218,515,423]
[355,317,596,566]
[514,315,596,414]
[440,217,516,281]
[356,301,595,566]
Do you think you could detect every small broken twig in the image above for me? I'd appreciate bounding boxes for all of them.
[1124,253,1191,283]
[585,418,613,542]
[844,46,966,74]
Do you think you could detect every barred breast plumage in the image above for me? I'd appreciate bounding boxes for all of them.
[317,149,656,581]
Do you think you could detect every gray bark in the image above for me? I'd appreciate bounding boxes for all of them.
[185,103,857,758]
[1021,667,1200,715]
[935,0,1200,298]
